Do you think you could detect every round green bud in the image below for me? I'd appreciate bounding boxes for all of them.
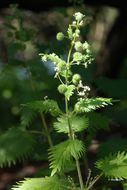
[72,74,81,85]
[83,41,89,50]
[57,61,66,70]
[72,21,76,26]
[73,52,83,61]
[74,41,83,52]
[56,32,64,41]
[75,29,80,35]
[57,84,67,94]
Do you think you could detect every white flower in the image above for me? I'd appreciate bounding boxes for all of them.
[72,21,76,25]
[84,86,91,92]
[41,55,47,62]
[74,41,83,52]
[77,80,90,97]
[79,20,83,26]
[84,62,88,68]
[74,12,85,22]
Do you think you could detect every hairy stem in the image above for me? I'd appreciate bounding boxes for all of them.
[87,173,103,190]
[40,112,53,148]
[65,97,84,190]
[64,26,84,190]
[67,41,74,68]
[27,66,53,148]
[76,158,85,190]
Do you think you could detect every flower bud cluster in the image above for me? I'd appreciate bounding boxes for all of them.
[40,12,92,99]
[73,12,85,26]
[73,41,93,68]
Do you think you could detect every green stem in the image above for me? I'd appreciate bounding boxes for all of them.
[65,98,73,137]
[87,173,103,190]
[67,41,74,68]
[76,158,84,190]
[65,97,84,190]
[67,23,78,67]
[64,26,84,190]
[26,65,53,148]
[40,112,53,148]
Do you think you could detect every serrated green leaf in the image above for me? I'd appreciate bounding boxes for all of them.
[65,85,75,100]
[20,107,36,128]
[26,99,61,116]
[0,128,35,167]
[96,152,127,180]
[11,176,72,190]
[54,114,88,133]
[49,139,85,175]
[75,97,112,113]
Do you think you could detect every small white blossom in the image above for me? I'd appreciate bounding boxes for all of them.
[72,21,76,25]
[74,41,83,52]
[74,12,85,22]
[84,86,91,92]
[41,55,47,62]
[83,41,90,50]
[78,80,84,88]
[84,62,88,68]
[77,80,90,97]
[79,20,83,26]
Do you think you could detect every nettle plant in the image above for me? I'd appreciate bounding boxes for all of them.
[10,12,127,190]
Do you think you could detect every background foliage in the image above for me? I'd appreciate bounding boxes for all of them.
[0,2,127,190]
